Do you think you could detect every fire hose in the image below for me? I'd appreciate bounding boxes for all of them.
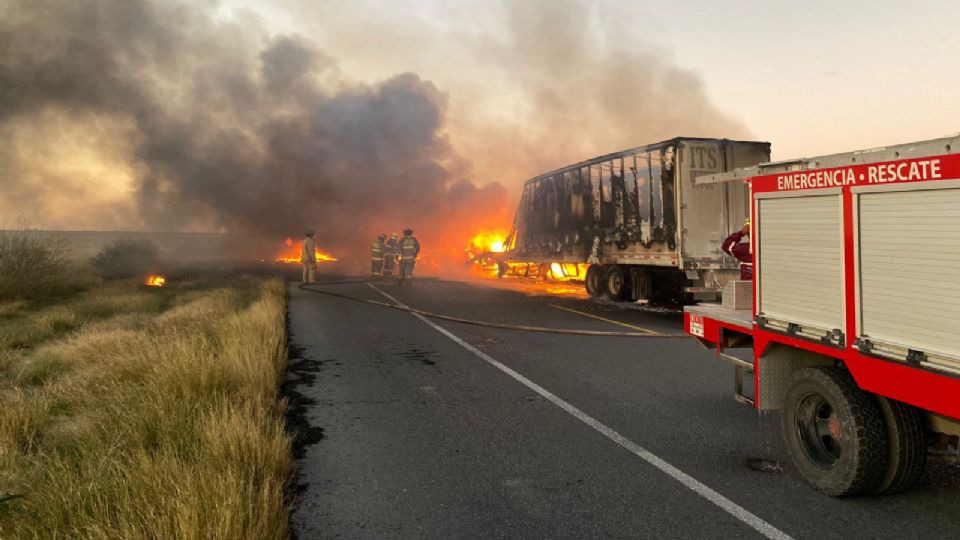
[297,283,685,338]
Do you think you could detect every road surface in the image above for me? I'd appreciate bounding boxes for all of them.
[285,275,960,539]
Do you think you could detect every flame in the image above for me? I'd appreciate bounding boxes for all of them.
[464,229,590,297]
[145,275,166,287]
[275,238,338,264]
[548,263,588,282]
[463,231,507,277]
[471,231,508,254]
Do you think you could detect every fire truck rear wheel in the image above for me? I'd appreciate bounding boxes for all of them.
[605,265,631,301]
[782,367,888,497]
[874,397,926,494]
[585,265,605,298]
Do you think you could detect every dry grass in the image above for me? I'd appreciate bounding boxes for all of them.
[0,276,292,539]
[0,228,92,301]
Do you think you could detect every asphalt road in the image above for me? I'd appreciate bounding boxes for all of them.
[285,275,960,539]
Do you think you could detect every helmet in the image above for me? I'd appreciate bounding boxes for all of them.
[403,228,413,235]
[304,229,315,237]
[378,233,387,239]
[743,219,751,228]
[390,233,399,239]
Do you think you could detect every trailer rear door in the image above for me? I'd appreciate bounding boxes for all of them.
[756,190,845,341]
[855,182,960,372]
[679,140,769,269]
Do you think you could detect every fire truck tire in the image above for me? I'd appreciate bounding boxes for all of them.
[605,265,631,301]
[874,397,926,495]
[782,367,888,497]
[585,265,605,298]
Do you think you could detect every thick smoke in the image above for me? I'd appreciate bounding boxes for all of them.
[0,0,508,260]
[276,0,751,189]
[455,0,751,184]
[0,0,747,267]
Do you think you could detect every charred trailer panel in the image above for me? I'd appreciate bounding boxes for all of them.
[507,137,770,301]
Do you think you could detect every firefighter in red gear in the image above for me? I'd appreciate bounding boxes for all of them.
[398,228,421,285]
[722,219,753,280]
[371,234,386,277]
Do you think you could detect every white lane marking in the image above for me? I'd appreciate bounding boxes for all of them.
[367,283,792,540]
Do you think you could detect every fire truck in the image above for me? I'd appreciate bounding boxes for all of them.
[685,135,960,496]
[504,137,770,301]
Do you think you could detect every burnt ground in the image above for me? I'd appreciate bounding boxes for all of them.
[284,274,960,540]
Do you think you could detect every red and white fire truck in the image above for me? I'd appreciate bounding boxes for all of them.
[684,135,960,496]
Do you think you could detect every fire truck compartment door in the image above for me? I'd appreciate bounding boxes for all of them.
[856,184,960,361]
[757,191,844,334]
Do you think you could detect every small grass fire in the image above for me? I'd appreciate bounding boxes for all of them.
[275,237,338,264]
[145,274,166,287]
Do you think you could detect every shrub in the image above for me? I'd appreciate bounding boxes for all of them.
[91,240,162,279]
[0,229,73,301]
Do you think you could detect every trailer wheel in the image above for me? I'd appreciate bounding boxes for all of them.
[874,397,926,494]
[782,367,887,497]
[585,265,605,298]
[605,265,631,301]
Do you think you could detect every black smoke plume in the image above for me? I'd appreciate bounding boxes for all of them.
[0,0,508,260]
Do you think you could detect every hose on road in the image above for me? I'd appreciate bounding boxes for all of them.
[297,283,686,338]
[301,278,376,286]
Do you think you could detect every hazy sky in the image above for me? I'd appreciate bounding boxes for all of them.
[231,0,960,170]
[4,0,959,234]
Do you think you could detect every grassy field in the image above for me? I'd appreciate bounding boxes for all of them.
[0,276,292,539]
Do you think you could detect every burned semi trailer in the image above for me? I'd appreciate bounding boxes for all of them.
[504,137,771,301]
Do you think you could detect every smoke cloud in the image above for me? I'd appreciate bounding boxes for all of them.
[452,0,751,187]
[0,0,508,260]
[276,0,751,187]
[0,0,746,265]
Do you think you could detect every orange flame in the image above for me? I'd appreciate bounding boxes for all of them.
[548,263,589,282]
[463,229,588,298]
[275,238,338,264]
[145,275,166,287]
[470,231,508,254]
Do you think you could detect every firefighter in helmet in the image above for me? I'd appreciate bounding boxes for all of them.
[371,233,387,277]
[398,228,421,285]
[301,229,317,284]
[382,232,399,276]
[721,219,753,280]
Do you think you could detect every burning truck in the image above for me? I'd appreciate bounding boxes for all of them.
[498,137,770,301]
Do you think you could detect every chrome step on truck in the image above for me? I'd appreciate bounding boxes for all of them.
[686,281,755,406]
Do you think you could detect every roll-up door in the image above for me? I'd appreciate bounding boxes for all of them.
[857,186,960,365]
[757,193,844,339]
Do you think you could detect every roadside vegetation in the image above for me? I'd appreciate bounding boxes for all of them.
[0,228,90,302]
[0,234,292,539]
[90,239,163,279]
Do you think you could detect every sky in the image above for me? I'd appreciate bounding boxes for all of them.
[2,0,959,240]
[232,0,960,169]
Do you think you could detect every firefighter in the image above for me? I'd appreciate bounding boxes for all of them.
[382,232,399,276]
[301,229,317,284]
[398,228,421,285]
[721,219,752,280]
[371,234,387,277]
